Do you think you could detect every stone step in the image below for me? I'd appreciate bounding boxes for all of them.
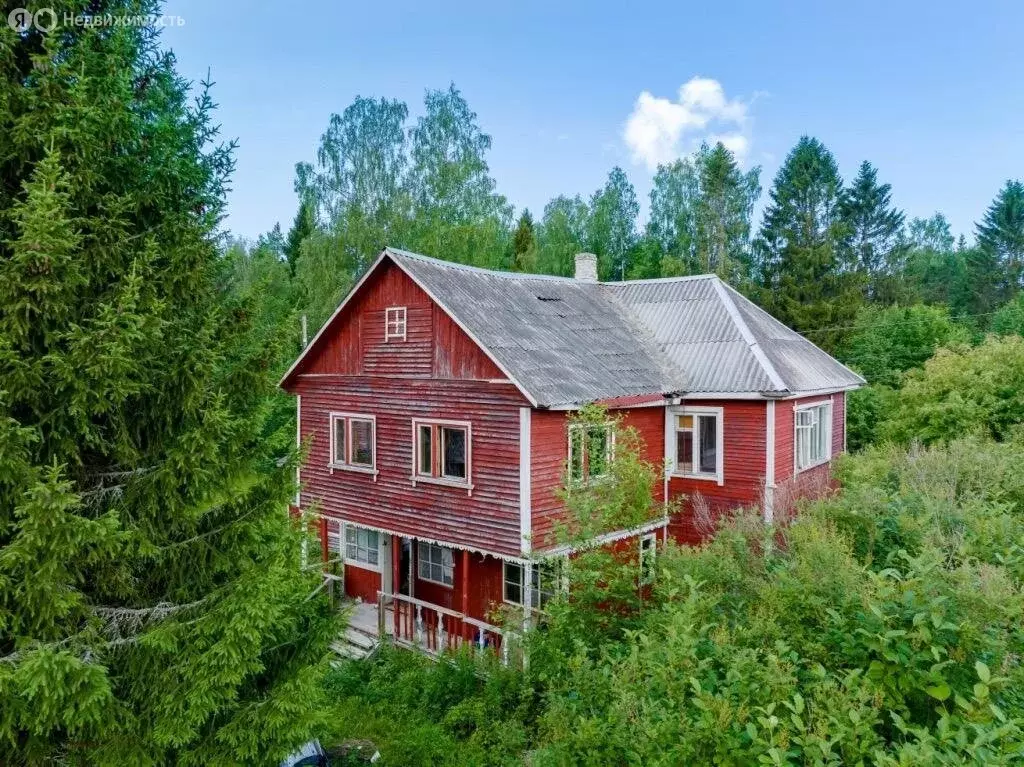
[345,627,377,650]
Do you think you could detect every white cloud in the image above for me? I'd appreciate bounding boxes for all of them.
[624,77,751,171]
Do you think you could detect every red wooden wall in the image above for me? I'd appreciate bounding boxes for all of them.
[289,260,530,558]
[668,399,768,544]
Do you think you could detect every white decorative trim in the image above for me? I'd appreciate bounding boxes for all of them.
[764,400,775,525]
[542,517,669,558]
[305,512,531,564]
[666,405,725,485]
[711,279,787,392]
[519,407,532,555]
[279,249,540,406]
[295,394,302,507]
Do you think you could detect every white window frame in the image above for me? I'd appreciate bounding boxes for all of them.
[666,405,724,485]
[343,523,381,571]
[410,418,473,491]
[567,422,615,486]
[385,306,407,342]
[328,412,378,477]
[502,559,566,609]
[417,541,454,587]
[794,401,833,472]
[640,532,657,585]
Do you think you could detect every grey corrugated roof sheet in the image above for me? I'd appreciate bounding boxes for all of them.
[285,248,864,406]
[387,249,687,407]
[606,276,866,395]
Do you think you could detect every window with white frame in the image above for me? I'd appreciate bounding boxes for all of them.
[417,541,454,586]
[413,420,470,484]
[568,423,614,484]
[640,532,657,585]
[329,413,376,470]
[503,559,564,608]
[345,524,380,568]
[385,306,407,342]
[795,402,832,471]
[670,407,723,483]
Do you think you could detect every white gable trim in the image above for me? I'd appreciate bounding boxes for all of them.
[711,278,787,392]
[279,249,539,406]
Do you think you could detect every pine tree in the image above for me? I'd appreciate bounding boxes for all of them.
[283,199,316,275]
[755,136,861,350]
[838,161,905,301]
[0,5,336,763]
[975,179,1024,305]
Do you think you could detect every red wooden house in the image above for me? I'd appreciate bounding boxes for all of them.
[280,248,863,648]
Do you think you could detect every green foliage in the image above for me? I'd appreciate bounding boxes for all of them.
[756,136,862,350]
[838,304,970,388]
[839,161,906,302]
[322,436,1024,765]
[880,335,1024,445]
[535,195,588,276]
[0,5,336,762]
[975,180,1024,305]
[992,292,1024,336]
[587,167,639,281]
[643,142,760,284]
[509,209,537,272]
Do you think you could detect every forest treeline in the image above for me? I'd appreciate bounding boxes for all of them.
[235,84,1024,365]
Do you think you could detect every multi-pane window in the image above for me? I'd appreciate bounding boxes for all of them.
[417,542,454,586]
[503,560,563,608]
[796,402,832,470]
[326,519,342,557]
[385,306,407,342]
[568,423,614,484]
[329,413,375,469]
[640,533,657,585]
[345,525,380,567]
[413,420,470,483]
[672,409,721,481]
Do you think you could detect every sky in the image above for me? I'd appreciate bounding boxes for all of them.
[162,0,1024,243]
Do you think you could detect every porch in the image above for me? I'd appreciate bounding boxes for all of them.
[339,592,522,666]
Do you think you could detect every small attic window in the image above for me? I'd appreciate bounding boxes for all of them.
[385,306,407,342]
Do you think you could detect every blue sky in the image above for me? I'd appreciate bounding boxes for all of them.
[163,0,1023,243]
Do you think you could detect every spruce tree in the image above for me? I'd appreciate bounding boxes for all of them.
[975,179,1024,305]
[755,136,861,350]
[510,209,536,271]
[0,4,336,764]
[283,199,316,275]
[838,161,905,301]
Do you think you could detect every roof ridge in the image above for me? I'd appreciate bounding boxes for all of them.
[386,247,579,283]
[709,277,788,392]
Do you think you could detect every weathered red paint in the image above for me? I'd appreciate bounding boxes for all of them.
[344,564,381,604]
[289,255,853,620]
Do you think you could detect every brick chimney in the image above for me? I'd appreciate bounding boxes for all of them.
[574,252,598,282]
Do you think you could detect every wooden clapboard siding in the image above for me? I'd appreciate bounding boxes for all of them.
[669,399,768,544]
[288,261,530,558]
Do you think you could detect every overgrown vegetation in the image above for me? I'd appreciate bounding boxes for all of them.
[321,433,1024,765]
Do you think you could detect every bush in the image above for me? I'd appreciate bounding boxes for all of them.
[879,335,1024,445]
[838,304,970,388]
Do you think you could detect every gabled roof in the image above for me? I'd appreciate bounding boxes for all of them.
[386,249,687,407]
[606,276,865,395]
[281,248,864,406]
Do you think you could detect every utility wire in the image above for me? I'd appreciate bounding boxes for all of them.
[798,310,1002,337]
